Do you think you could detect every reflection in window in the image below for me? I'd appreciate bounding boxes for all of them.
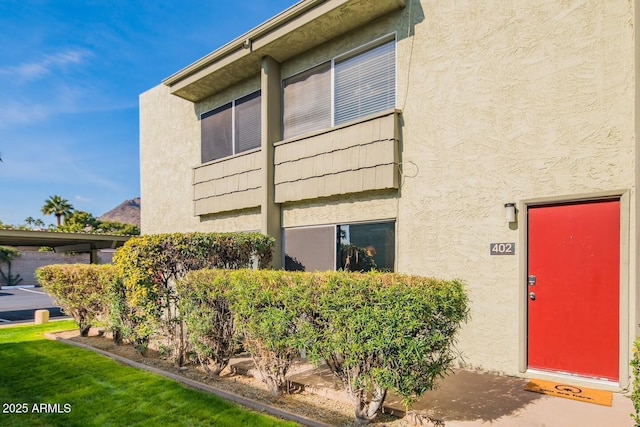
[337,222,395,272]
[284,226,335,272]
[201,90,261,163]
[283,222,395,272]
[282,38,396,140]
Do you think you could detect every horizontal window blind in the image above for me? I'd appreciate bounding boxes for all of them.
[334,40,395,125]
[200,90,261,163]
[235,91,261,153]
[282,62,331,139]
[201,103,232,163]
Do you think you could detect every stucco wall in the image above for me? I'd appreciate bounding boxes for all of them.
[140,0,636,378]
[393,0,636,375]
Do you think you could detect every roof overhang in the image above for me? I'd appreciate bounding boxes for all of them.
[163,0,405,102]
[0,229,131,252]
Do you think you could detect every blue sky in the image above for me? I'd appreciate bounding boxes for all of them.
[0,0,297,227]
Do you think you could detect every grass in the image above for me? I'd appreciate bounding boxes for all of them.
[0,321,299,427]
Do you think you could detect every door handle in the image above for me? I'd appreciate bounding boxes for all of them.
[529,292,536,301]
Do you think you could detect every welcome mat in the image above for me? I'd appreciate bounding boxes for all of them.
[525,379,612,406]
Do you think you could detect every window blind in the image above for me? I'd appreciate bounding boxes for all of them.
[201,103,232,163]
[282,62,331,139]
[334,40,396,125]
[235,91,261,153]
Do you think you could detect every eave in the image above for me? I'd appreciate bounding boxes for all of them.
[163,0,405,102]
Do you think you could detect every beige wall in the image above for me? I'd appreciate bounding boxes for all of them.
[8,251,90,287]
[393,0,636,376]
[140,0,636,380]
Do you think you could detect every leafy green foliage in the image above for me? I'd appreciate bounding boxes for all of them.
[0,245,23,287]
[228,270,310,396]
[177,269,468,423]
[112,233,274,364]
[177,270,239,377]
[35,264,116,336]
[57,210,100,232]
[632,338,640,426]
[57,210,140,235]
[41,195,74,226]
[303,272,468,423]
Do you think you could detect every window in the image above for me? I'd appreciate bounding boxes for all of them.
[282,38,395,139]
[284,226,335,272]
[201,90,261,163]
[337,222,395,272]
[284,221,395,272]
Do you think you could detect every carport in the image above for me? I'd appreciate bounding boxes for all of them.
[0,229,131,263]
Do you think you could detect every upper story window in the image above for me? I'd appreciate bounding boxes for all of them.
[201,90,261,163]
[282,37,396,140]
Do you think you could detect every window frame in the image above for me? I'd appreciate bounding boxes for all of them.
[283,219,396,272]
[281,33,397,140]
[200,89,262,164]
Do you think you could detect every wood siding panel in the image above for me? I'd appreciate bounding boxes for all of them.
[193,151,262,215]
[274,110,399,203]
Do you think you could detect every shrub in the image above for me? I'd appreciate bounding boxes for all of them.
[177,269,468,423]
[35,264,116,336]
[302,271,469,425]
[112,233,274,364]
[0,246,23,287]
[229,270,310,396]
[631,338,640,426]
[177,270,238,378]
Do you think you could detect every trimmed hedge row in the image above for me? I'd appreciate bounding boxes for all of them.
[35,233,469,425]
[177,269,469,424]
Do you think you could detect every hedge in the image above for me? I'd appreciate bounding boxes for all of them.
[35,264,116,336]
[177,269,469,423]
[112,232,274,363]
[632,338,640,426]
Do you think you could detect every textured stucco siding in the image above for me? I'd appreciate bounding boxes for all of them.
[392,0,636,375]
[282,190,398,228]
[274,111,399,203]
[140,84,200,234]
[140,0,637,380]
[193,150,262,215]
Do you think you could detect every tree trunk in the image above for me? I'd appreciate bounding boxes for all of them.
[79,323,91,337]
[353,385,387,425]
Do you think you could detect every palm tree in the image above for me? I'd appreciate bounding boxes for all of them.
[41,195,74,226]
[24,217,35,229]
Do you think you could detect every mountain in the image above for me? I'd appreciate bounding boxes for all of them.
[98,197,141,227]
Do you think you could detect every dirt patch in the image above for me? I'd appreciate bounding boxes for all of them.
[53,329,413,427]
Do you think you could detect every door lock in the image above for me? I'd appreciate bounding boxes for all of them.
[529,292,536,301]
[528,275,536,286]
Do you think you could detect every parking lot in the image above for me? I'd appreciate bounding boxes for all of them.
[0,287,63,323]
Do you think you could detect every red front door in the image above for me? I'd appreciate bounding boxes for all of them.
[527,200,620,382]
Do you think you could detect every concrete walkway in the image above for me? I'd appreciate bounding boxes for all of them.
[287,366,635,427]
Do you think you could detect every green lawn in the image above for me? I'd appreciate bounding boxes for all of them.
[0,321,298,427]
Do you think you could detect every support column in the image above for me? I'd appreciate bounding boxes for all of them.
[261,56,283,269]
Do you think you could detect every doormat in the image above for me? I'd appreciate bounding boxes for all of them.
[524,379,612,406]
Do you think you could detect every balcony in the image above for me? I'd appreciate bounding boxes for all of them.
[274,110,400,204]
[193,150,262,215]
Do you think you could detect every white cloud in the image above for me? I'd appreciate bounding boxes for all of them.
[75,195,92,203]
[0,49,92,83]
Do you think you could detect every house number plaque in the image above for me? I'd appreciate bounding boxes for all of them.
[490,242,515,255]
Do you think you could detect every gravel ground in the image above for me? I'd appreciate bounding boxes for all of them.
[53,329,415,427]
